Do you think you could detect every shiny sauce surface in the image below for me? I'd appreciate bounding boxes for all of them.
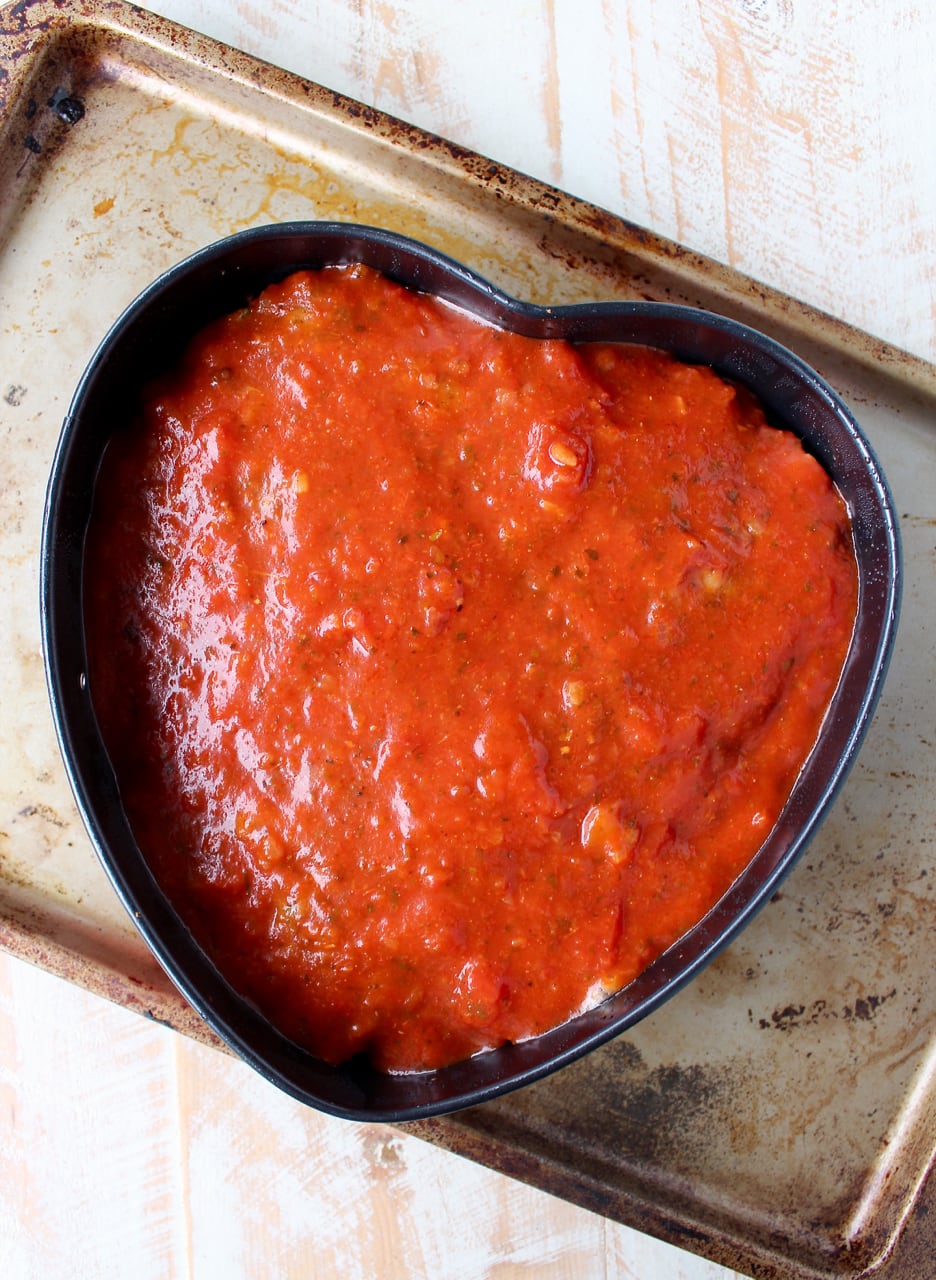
[85,265,858,1071]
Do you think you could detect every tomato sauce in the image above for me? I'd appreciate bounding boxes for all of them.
[84,265,858,1072]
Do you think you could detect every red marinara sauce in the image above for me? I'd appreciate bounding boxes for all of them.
[84,265,858,1072]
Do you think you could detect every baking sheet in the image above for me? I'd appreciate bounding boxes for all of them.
[1,3,933,1276]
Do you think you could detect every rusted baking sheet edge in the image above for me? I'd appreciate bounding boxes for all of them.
[1,0,934,407]
[0,893,225,1048]
[407,1113,936,1280]
[1,2,933,1277]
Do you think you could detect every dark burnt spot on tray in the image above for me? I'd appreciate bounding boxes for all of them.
[16,802,69,829]
[615,1061,722,1129]
[142,1008,174,1029]
[534,189,561,211]
[754,989,898,1031]
[654,1216,711,1248]
[341,100,381,128]
[15,87,88,173]
[514,1035,752,1170]
[3,385,27,406]
[765,1002,806,1028]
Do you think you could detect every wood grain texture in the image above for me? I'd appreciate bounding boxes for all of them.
[0,950,745,1278]
[144,0,935,362]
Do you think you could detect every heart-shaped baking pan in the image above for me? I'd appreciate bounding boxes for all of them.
[41,222,901,1120]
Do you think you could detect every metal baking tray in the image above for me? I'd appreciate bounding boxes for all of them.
[1,3,933,1275]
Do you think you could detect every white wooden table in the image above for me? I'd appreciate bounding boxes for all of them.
[2,4,933,1277]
